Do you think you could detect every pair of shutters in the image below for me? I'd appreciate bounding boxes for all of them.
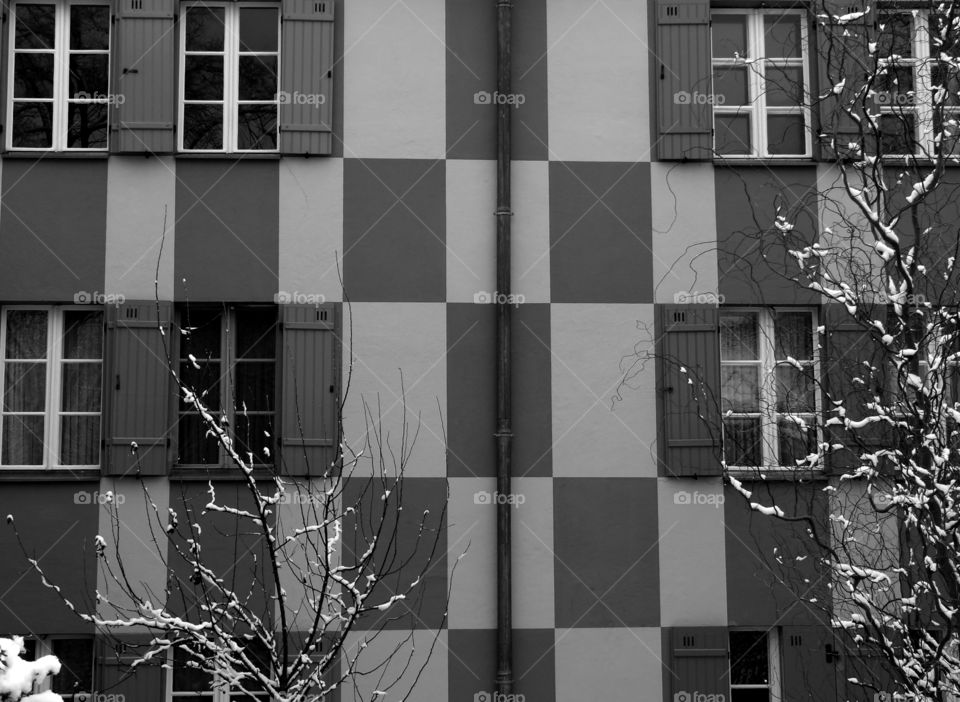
[95,635,164,700]
[102,300,338,476]
[669,627,840,702]
[654,0,869,160]
[110,0,334,154]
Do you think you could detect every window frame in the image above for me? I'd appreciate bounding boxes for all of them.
[729,629,782,702]
[165,644,272,702]
[177,0,281,154]
[12,636,95,701]
[720,306,822,471]
[711,8,813,159]
[6,0,112,152]
[0,305,104,470]
[175,305,279,469]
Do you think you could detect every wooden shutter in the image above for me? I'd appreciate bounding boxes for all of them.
[656,305,722,476]
[822,303,887,474]
[817,0,872,159]
[656,0,712,160]
[103,301,173,476]
[835,630,900,701]
[280,0,334,155]
[670,627,729,699]
[95,637,164,702]
[781,626,839,702]
[280,304,339,476]
[111,0,176,153]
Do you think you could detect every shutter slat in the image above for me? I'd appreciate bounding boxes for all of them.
[280,0,334,155]
[111,0,176,153]
[656,0,712,160]
[656,304,722,476]
[280,303,338,476]
[103,301,172,476]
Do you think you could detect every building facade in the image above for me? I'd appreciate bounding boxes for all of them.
[0,0,914,700]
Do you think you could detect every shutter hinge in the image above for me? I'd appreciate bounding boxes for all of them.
[660,63,664,80]
[825,643,840,663]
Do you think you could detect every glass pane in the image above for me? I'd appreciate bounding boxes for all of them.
[185,56,224,100]
[6,311,48,358]
[774,311,812,360]
[764,15,802,58]
[730,631,769,684]
[731,690,771,702]
[713,15,748,58]
[723,417,761,466]
[234,413,273,464]
[183,104,224,150]
[237,105,278,150]
[63,312,103,359]
[14,53,54,98]
[3,363,46,411]
[179,362,221,411]
[236,309,277,358]
[935,111,960,156]
[61,363,102,412]
[876,65,915,107]
[60,415,100,465]
[70,5,109,50]
[879,113,916,153]
[766,114,806,155]
[238,56,277,101]
[234,362,275,412]
[713,67,748,105]
[2,415,45,465]
[775,365,815,412]
[778,416,817,466]
[11,103,53,148]
[51,640,93,694]
[174,648,215,691]
[765,65,804,106]
[932,62,960,107]
[15,5,55,49]
[239,8,278,52]
[181,310,222,360]
[722,365,760,412]
[69,53,109,97]
[185,6,225,52]
[877,14,913,58]
[67,102,108,148]
[177,414,220,465]
[715,114,751,155]
[720,312,759,360]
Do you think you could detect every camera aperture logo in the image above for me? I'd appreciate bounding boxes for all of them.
[75,291,126,305]
[475,692,525,702]
[473,90,526,108]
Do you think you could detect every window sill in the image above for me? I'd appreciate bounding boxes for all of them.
[726,467,829,482]
[174,152,282,160]
[170,466,277,480]
[713,157,817,168]
[1,150,109,159]
[0,468,101,482]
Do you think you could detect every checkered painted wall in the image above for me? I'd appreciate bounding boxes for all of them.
[0,1,835,701]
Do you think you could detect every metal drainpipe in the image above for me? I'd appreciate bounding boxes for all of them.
[494,0,514,698]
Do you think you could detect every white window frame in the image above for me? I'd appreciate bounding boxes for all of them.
[165,649,271,702]
[729,629,782,702]
[17,636,94,701]
[6,0,112,151]
[178,1,281,153]
[720,307,821,471]
[712,9,813,159]
[0,305,103,470]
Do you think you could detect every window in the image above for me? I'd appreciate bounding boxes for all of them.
[711,10,811,158]
[179,2,280,152]
[0,307,103,469]
[873,10,960,156]
[168,640,270,701]
[720,308,819,469]
[11,637,94,701]
[177,307,277,467]
[729,630,781,702]
[7,0,111,150]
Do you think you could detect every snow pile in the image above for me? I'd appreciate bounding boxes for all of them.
[0,637,63,702]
